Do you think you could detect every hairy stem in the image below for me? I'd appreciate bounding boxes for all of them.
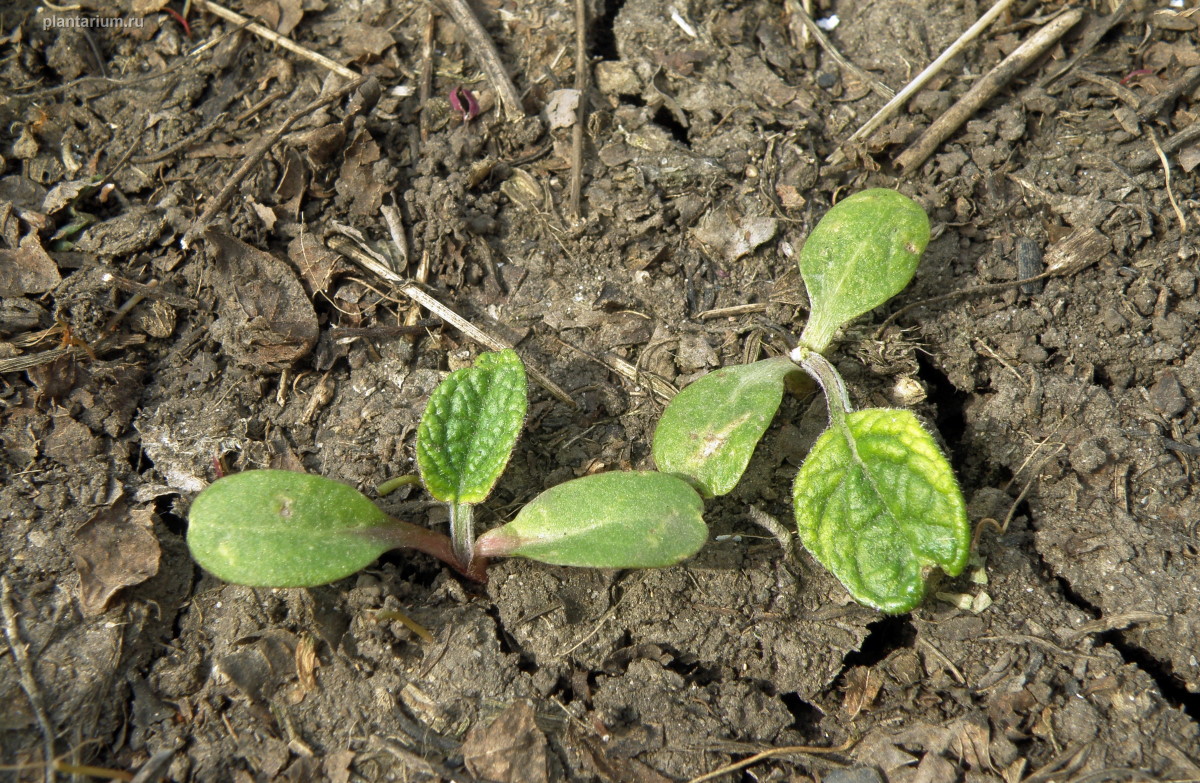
[450,502,475,568]
[789,347,852,427]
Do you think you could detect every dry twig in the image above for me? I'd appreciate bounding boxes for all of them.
[429,0,526,121]
[419,8,437,142]
[895,8,1084,171]
[1128,121,1200,171]
[685,737,857,783]
[328,235,576,408]
[829,0,1017,163]
[182,76,371,248]
[568,0,588,219]
[1038,0,1129,88]
[193,0,358,79]
[2,576,56,783]
[1136,65,1200,121]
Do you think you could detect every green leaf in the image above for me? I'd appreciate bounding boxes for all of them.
[187,470,393,587]
[652,357,797,497]
[793,409,969,613]
[476,471,707,568]
[798,189,930,351]
[417,349,528,504]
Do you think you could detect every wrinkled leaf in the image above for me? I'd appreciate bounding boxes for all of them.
[653,357,797,497]
[793,409,969,613]
[799,189,929,351]
[187,470,392,587]
[417,350,527,504]
[476,471,707,568]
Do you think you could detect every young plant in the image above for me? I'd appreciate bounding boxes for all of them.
[187,350,707,587]
[653,189,970,613]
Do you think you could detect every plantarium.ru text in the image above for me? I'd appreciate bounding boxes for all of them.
[186,188,969,612]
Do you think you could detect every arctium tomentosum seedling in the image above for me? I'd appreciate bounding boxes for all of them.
[653,189,970,613]
[186,350,708,587]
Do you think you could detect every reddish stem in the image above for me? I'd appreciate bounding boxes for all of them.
[1120,68,1155,85]
[162,6,192,37]
[368,517,489,582]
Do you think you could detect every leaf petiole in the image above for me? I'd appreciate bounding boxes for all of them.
[450,502,476,566]
[789,347,852,427]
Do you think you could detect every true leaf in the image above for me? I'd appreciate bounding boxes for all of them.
[475,471,707,568]
[187,470,393,587]
[652,357,797,497]
[417,349,528,504]
[798,189,930,352]
[793,409,969,613]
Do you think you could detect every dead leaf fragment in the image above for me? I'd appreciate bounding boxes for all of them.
[73,505,161,616]
[341,23,395,59]
[295,634,319,693]
[692,209,778,262]
[205,229,319,368]
[461,701,548,783]
[0,233,61,296]
[215,629,298,702]
[288,233,340,295]
[41,178,95,215]
[1043,227,1111,275]
[842,666,882,718]
[44,415,99,465]
[335,129,386,217]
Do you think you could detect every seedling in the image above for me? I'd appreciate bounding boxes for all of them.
[187,350,707,587]
[654,189,970,613]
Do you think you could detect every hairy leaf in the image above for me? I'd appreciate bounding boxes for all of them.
[799,189,929,351]
[652,357,797,497]
[417,350,528,504]
[793,409,969,613]
[476,472,707,568]
[187,470,392,587]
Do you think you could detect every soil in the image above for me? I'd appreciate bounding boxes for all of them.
[2,0,1199,780]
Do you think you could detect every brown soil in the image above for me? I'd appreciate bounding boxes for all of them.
[2,0,1199,780]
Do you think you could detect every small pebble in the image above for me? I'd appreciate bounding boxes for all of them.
[1149,371,1187,418]
[824,769,883,783]
[1069,438,1107,474]
[816,71,838,89]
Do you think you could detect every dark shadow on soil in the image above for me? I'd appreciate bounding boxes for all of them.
[841,615,916,669]
[1053,574,1200,723]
